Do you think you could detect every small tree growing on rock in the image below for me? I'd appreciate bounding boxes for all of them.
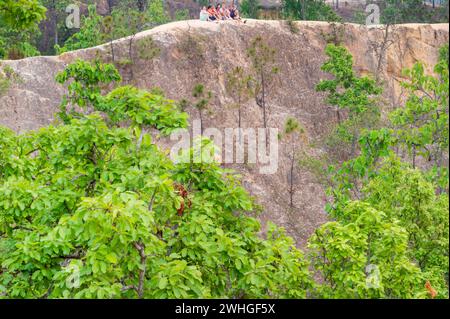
[55,59,122,123]
[281,117,306,209]
[109,6,162,82]
[389,45,449,191]
[247,36,279,130]
[0,65,21,97]
[192,84,212,135]
[177,32,207,82]
[178,84,213,135]
[316,44,382,160]
[225,66,254,140]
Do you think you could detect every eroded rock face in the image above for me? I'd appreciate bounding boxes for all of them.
[1,20,448,245]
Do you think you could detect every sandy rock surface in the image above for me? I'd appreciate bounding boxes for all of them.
[1,20,448,245]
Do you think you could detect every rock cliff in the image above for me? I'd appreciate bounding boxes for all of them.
[1,20,448,245]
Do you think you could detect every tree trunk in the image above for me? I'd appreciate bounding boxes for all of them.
[375,24,391,83]
[289,144,295,208]
[237,94,242,142]
[53,0,58,47]
[436,146,443,194]
[137,0,147,12]
[199,109,203,135]
[128,36,135,81]
[350,135,357,158]
[107,1,115,63]
[110,41,115,63]
[261,71,266,129]
[260,71,270,148]
[238,96,242,130]
[134,242,147,299]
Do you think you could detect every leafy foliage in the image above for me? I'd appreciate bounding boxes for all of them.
[282,0,342,22]
[0,119,312,299]
[247,36,279,129]
[240,0,260,19]
[0,0,46,59]
[362,158,449,297]
[225,66,254,130]
[55,59,122,121]
[323,148,449,298]
[0,60,313,298]
[57,1,169,55]
[0,64,21,96]
[281,117,306,209]
[389,48,449,190]
[309,200,426,298]
[100,85,189,135]
[0,2,448,300]
[376,0,449,24]
[301,44,449,299]
[317,44,382,117]
[0,0,46,30]
[55,59,188,136]
[55,5,104,54]
[174,9,190,21]
[316,44,382,160]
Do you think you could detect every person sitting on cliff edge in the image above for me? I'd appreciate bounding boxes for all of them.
[201,3,242,22]
[229,4,241,21]
[206,5,220,21]
[200,6,209,21]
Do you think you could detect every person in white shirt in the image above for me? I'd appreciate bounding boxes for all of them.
[199,6,209,21]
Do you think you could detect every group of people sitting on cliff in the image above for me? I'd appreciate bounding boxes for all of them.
[199,3,241,22]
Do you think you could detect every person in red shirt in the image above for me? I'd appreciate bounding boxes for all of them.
[207,5,219,21]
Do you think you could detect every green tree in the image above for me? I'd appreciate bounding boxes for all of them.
[39,0,71,51]
[0,0,46,59]
[0,60,313,299]
[174,9,190,21]
[56,5,104,54]
[55,59,122,121]
[240,0,259,19]
[305,45,448,299]
[316,44,382,124]
[389,45,449,191]
[377,0,448,24]
[281,117,305,208]
[191,84,212,135]
[55,60,187,136]
[310,131,448,298]
[146,0,170,25]
[323,148,449,298]
[282,0,341,22]
[247,36,279,130]
[100,85,189,136]
[309,200,427,298]
[57,1,169,55]
[316,44,382,160]
[362,158,449,297]
[0,0,46,30]
[225,66,254,134]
